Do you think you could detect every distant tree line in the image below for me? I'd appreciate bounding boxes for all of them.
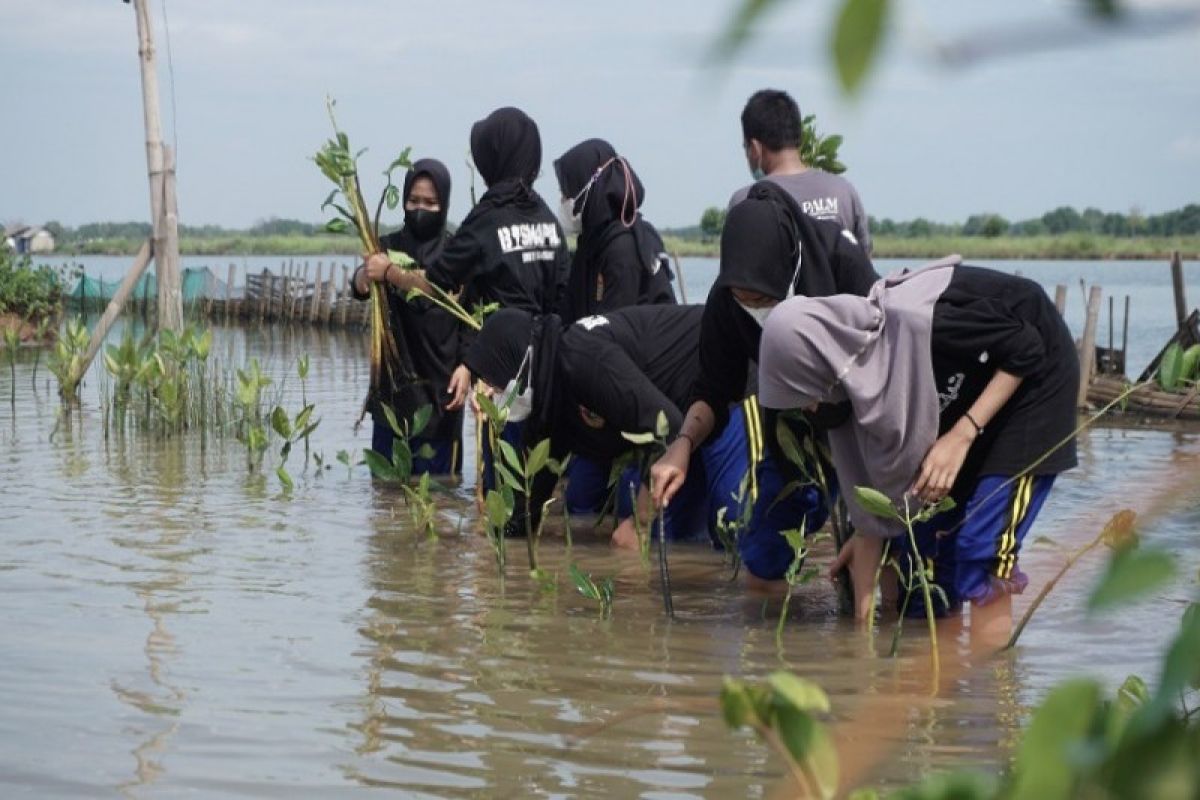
[870,204,1200,239]
[42,218,342,244]
[683,203,1200,241]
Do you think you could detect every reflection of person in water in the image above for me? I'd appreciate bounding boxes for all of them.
[463,304,826,582]
[758,257,1079,646]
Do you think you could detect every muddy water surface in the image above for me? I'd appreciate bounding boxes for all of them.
[1,323,1198,798]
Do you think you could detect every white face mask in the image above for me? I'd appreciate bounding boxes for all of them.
[497,346,534,423]
[559,196,582,236]
[735,250,802,328]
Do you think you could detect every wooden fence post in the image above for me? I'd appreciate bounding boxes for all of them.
[1077,284,1103,408]
[1054,284,1067,316]
[339,265,351,327]
[1171,250,1188,329]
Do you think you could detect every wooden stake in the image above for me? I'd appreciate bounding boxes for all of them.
[71,240,154,384]
[1171,250,1188,329]
[1077,285,1103,408]
[311,263,324,324]
[1054,284,1067,316]
[339,265,351,326]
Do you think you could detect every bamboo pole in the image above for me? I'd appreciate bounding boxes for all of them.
[71,240,154,383]
[311,262,324,324]
[339,265,351,326]
[671,252,688,304]
[1170,250,1187,329]
[161,144,182,329]
[1077,285,1103,408]
[1054,284,1067,316]
[225,263,234,323]
[132,0,181,332]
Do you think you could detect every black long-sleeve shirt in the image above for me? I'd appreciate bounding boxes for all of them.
[691,217,878,438]
[425,182,570,316]
[564,222,676,324]
[930,266,1079,496]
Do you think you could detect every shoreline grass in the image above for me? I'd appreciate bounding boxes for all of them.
[40,233,1200,261]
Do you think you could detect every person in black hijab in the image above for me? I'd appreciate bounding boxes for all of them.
[553,139,676,323]
[463,305,826,581]
[352,158,468,474]
[650,179,879,510]
[368,107,570,316]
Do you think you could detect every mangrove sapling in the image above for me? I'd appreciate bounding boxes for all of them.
[235,358,272,473]
[622,411,676,616]
[362,404,440,538]
[775,414,855,615]
[569,562,615,619]
[713,476,754,579]
[720,672,838,799]
[854,486,956,683]
[270,402,320,492]
[47,317,90,404]
[297,354,311,466]
[775,522,822,643]
[29,318,49,391]
[336,449,357,479]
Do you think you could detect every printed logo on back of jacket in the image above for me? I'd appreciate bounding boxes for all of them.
[497,223,562,264]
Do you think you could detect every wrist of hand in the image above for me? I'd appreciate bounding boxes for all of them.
[952,417,978,443]
[674,432,696,454]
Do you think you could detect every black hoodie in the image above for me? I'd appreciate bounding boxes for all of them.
[352,158,466,441]
[424,107,570,316]
[691,180,879,438]
[465,305,705,526]
[553,139,676,323]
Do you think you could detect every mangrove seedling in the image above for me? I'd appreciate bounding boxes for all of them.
[622,410,676,616]
[720,671,837,798]
[363,403,440,539]
[854,486,956,682]
[775,522,822,643]
[776,413,854,615]
[47,317,90,403]
[569,562,615,619]
[30,317,50,391]
[271,402,320,492]
[235,358,272,473]
[713,474,754,578]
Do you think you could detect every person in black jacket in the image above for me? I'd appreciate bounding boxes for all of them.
[650,180,878,511]
[463,305,825,581]
[551,138,678,519]
[553,139,676,323]
[351,158,466,473]
[365,106,570,317]
[758,257,1078,644]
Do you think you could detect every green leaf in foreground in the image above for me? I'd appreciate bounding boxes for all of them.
[1087,547,1175,613]
[853,486,900,520]
[831,0,890,94]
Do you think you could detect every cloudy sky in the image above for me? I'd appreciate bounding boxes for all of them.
[2,0,1197,230]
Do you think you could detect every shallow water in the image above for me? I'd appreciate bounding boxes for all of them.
[1,325,1198,798]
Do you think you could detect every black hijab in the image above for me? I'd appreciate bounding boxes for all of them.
[470,107,542,187]
[463,308,563,445]
[714,179,857,301]
[383,158,452,265]
[553,139,673,319]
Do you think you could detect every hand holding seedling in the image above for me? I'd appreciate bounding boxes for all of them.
[650,438,690,507]
[362,253,393,284]
[445,365,471,411]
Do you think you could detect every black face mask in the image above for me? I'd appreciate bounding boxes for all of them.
[404,207,442,241]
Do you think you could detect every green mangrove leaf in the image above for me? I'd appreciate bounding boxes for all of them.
[497,440,525,479]
[386,250,416,268]
[770,704,838,798]
[484,489,509,529]
[832,0,889,95]
[720,678,754,729]
[476,391,505,426]
[620,430,655,446]
[853,486,900,520]
[392,438,413,481]
[914,495,956,523]
[1180,344,1200,382]
[336,449,350,467]
[294,405,315,435]
[1158,342,1184,391]
[410,404,432,438]
[1008,678,1102,800]
[270,406,291,439]
[380,404,404,438]
[384,184,400,210]
[276,465,294,492]
[297,354,309,379]
[568,563,600,600]
[768,671,831,714]
[363,449,399,482]
[1087,547,1175,613]
[525,438,551,477]
[416,443,435,460]
[324,218,350,234]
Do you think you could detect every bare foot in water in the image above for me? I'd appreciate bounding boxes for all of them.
[611,518,639,549]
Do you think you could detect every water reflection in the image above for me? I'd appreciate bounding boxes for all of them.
[1,326,1198,797]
